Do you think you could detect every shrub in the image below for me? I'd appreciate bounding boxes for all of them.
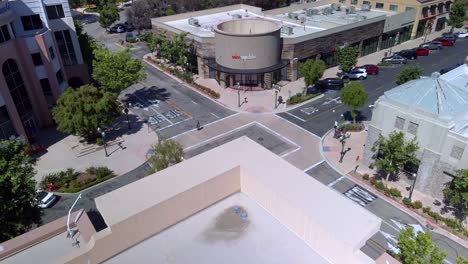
[442,218,462,230]
[375,181,386,191]
[422,206,432,214]
[39,168,77,190]
[362,174,370,181]
[412,200,423,209]
[95,166,113,179]
[377,61,392,67]
[428,211,443,222]
[96,137,104,146]
[125,43,133,48]
[403,197,412,207]
[287,93,320,105]
[385,187,402,198]
[340,123,365,132]
[126,37,137,43]
[369,177,377,186]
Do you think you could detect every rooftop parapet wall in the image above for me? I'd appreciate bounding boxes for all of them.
[263,0,332,15]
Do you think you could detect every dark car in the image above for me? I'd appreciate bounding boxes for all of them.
[124,22,134,32]
[381,55,407,64]
[419,41,443,50]
[441,33,457,41]
[415,47,429,56]
[397,49,418,60]
[433,38,454,46]
[315,78,345,90]
[109,24,125,33]
[355,64,379,75]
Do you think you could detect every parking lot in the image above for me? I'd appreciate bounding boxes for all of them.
[278,37,468,137]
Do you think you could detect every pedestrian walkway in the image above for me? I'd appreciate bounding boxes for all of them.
[321,126,468,241]
[34,115,157,183]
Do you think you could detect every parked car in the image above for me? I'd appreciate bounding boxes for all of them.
[433,38,454,46]
[355,64,379,75]
[109,24,126,33]
[441,33,457,41]
[397,49,418,60]
[34,190,57,208]
[381,55,407,64]
[315,78,345,90]
[414,47,429,56]
[342,68,367,80]
[419,41,443,50]
[124,22,134,32]
[453,31,468,38]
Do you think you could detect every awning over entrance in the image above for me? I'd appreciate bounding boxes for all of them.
[208,60,289,74]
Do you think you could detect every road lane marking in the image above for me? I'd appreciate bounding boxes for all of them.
[280,147,301,158]
[303,160,325,172]
[254,122,300,148]
[168,113,241,140]
[211,113,220,118]
[285,112,306,122]
[166,100,192,118]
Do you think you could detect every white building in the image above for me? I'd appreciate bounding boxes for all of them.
[363,60,468,197]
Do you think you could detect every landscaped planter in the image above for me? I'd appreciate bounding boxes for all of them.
[39,167,116,193]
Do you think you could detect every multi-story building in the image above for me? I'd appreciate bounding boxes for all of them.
[363,61,468,198]
[331,0,452,39]
[0,0,88,142]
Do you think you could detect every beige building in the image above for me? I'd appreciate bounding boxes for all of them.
[1,137,388,263]
[331,0,452,39]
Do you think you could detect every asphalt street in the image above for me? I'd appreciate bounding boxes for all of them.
[306,162,468,263]
[278,38,468,137]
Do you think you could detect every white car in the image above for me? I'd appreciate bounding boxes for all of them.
[35,190,57,208]
[342,68,367,80]
[455,32,468,38]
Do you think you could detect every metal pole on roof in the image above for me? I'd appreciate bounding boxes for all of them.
[67,193,82,239]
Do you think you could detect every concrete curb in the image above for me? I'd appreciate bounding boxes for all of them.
[319,128,468,247]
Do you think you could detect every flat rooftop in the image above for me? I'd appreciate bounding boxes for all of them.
[162,5,395,38]
[1,232,82,264]
[104,193,330,264]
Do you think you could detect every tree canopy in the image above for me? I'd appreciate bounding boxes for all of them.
[98,3,119,29]
[447,0,467,31]
[52,85,122,140]
[396,66,423,85]
[397,226,447,264]
[92,48,146,93]
[0,138,41,242]
[126,0,166,30]
[443,169,467,221]
[299,59,326,89]
[336,46,360,73]
[372,131,419,181]
[340,82,368,123]
[74,19,98,66]
[148,139,184,172]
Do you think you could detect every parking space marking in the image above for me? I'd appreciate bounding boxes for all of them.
[131,92,174,126]
[328,176,344,187]
[285,112,306,122]
[211,113,220,118]
[280,147,301,158]
[303,160,325,172]
[300,107,319,115]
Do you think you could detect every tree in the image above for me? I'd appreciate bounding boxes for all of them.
[165,8,176,16]
[0,138,41,243]
[443,169,467,221]
[92,48,146,93]
[126,0,163,30]
[447,0,467,31]
[148,139,184,172]
[52,85,122,140]
[74,19,98,66]
[397,226,447,264]
[455,256,468,264]
[340,82,368,123]
[98,3,119,30]
[372,131,419,182]
[396,66,423,85]
[299,59,326,94]
[336,46,360,73]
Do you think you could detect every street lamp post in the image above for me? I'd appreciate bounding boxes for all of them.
[409,173,418,201]
[97,127,108,157]
[237,82,241,107]
[124,103,132,130]
[275,89,279,109]
[339,135,346,163]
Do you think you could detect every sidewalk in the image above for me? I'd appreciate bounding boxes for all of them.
[323,29,450,78]
[321,126,468,245]
[34,115,157,183]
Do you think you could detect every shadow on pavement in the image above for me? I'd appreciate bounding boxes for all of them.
[87,209,108,232]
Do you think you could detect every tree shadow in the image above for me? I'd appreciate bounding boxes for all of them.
[342,110,368,123]
[86,209,108,232]
[122,86,171,108]
[101,114,144,142]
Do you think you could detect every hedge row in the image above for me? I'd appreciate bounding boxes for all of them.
[287,92,320,105]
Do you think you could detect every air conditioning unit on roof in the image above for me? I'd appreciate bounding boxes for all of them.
[331,3,341,11]
[288,12,299,19]
[306,8,320,16]
[231,14,242,19]
[281,25,294,35]
[361,3,371,11]
[321,7,334,15]
[188,18,200,27]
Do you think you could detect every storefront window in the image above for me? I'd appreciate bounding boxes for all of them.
[361,36,379,56]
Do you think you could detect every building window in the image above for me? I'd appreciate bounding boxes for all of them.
[375,2,384,9]
[2,59,33,118]
[339,0,346,3]
[49,46,56,59]
[363,1,370,5]
[0,106,16,140]
[0,24,11,44]
[31,53,43,66]
[40,78,54,107]
[405,7,415,12]
[351,0,358,5]
[54,30,77,66]
[450,145,464,160]
[21,15,43,31]
[46,5,65,20]
[389,4,398,11]
[407,122,418,135]
[56,69,64,84]
[394,116,405,130]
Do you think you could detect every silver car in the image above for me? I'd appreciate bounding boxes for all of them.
[382,55,407,64]
[420,41,443,50]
